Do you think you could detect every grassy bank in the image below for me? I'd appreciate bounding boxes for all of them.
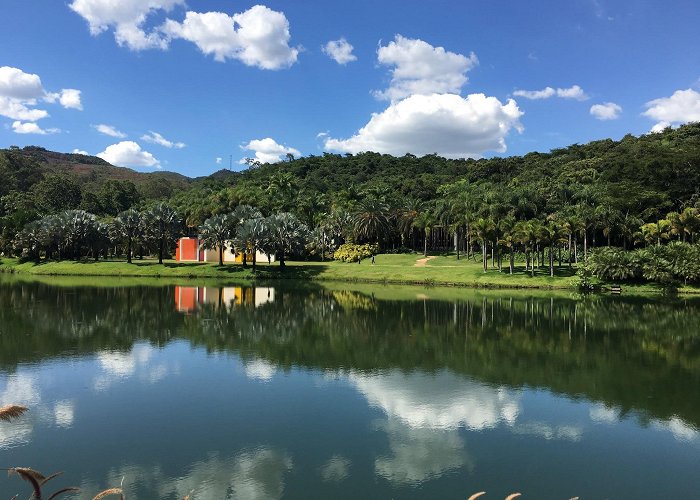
[0,254,681,293]
[0,254,576,288]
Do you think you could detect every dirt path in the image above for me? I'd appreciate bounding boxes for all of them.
[414,256,437,267]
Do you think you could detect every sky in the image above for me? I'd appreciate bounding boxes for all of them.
[0,0,699,176]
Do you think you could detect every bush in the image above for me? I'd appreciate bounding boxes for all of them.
[332,243,379,262]
[588,247,641,281]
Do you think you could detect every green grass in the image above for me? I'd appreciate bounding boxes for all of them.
[0,253,691,294]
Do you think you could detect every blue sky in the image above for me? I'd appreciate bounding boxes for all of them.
[1,0,699,176]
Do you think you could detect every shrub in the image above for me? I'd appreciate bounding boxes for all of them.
[332,243,379,262]
[588,247,641,281]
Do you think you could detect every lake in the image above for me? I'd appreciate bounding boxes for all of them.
[0,279,698,499]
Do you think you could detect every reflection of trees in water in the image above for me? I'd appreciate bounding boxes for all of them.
[0,282,699,427]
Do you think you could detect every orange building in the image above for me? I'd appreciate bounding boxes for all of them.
[175,237,274,264]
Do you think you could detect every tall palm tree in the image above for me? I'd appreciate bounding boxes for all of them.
[230,205,263,265]
[110,209,142,263]
[144,203,181,264]
[199,214,233,266]
[411,211,435,257]
[472,217,495,272]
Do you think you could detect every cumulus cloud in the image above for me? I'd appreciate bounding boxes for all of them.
[374,35,478,101]
[162,5,299,69]
[513,85,588,101]
[94,123,127,138]
[643,88,700,132]
[97,141,161,168]
[0,66,44,100]
[0,66,82,123]
[72,149,90,155]
[590,102,622,120]
[69,0,184,50]
[12,121,60,135]
[325,93,523,159]
[323,38,357,65]
[240,137,301,164]
[141,130,185,148]
[0,97,49,121]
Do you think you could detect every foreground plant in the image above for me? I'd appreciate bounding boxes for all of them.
[0,405,28,422]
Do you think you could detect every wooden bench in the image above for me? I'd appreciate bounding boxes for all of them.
[611,285,622,294]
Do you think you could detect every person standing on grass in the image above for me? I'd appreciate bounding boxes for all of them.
[371,254,375,265]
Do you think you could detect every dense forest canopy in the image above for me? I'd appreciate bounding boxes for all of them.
[1,123,699,257]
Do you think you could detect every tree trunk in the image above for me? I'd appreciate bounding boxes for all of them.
[568,233,572,267]
[509,248,514,274]
[252,247,257,271]
[279,252,286,269]
[127,237,132,264]
[158,239,164,264]
[218,246,223,266]
[549,246,554,277]
[424,230,428,257]
[482,240,487,272]
[583,231,588,261]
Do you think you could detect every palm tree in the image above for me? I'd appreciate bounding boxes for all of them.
[411,211,435,257]
[144,203,181,264]
[199,214,233,266]
[352,197,391,244]
[472,217,495,272]
[110,209,142,263]
[638,219,671,247]
[265,213,309,268]
[230,205,263,265]
[396,199,421,248]
[235,217,269,270]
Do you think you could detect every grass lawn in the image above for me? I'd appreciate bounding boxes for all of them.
[0,253,686,294]
[0,253,574,289]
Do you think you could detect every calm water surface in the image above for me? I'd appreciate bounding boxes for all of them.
[0,280,699,499]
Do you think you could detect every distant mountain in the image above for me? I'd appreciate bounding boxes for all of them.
[0,146,190,189]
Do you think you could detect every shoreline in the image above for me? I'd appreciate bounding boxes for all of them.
[0,256,687,295]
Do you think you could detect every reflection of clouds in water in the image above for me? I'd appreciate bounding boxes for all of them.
[320,454,351,482]
[94,448,292,500]
[94,343,169,391]
[589,403,698,443]
[589,403,620,424]
[0,373,39,449]
[244,359,277,382]
[655,416,698,442]
[54,400,75,428]
[375,418,469,485]
[512,421,582,442]
[348,370,520,430]
[348,370,518,485]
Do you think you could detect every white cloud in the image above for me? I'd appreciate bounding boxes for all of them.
[72,148,90,155]
[643,88,700,132]
[0,99,49,121]
[374,35,478,101]
[54,400,75,428]
[58,89,83,110]
[12,121,60,135]
[97,141,161,168]
[325,93,523,159]
[0,66,44,100]
[590,102,622,120]
[69,0,184,50]
[141,130,185,148]
[162,5,299,69]
[323,38,357,65]
[650,121,671,134]
[513,85,588,101]
[240,137,301,164]
[0,66,82,122]
[94,123,127,138]
[215,157,223,164]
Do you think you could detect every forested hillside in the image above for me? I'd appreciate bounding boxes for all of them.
[1,123,699,254]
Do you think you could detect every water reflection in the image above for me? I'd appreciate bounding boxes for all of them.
[0,280,699,497]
